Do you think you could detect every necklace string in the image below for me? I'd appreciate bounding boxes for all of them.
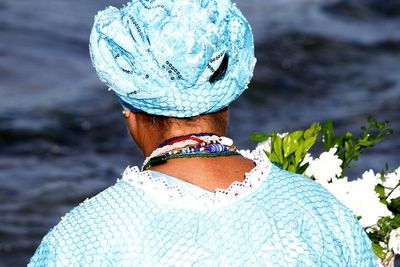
[142,133,239,171]
[157,132,220,147]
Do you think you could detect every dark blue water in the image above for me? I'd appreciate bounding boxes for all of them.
[0,0,399,266]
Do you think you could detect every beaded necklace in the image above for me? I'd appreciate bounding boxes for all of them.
[142,133,240,170]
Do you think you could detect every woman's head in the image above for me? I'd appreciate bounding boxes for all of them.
[89,0,255,118]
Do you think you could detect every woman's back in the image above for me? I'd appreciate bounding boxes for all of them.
[29,149,376,266]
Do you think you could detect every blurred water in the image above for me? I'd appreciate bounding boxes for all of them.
[0,0,399,265]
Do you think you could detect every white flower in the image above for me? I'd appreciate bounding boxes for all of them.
[388,190,400,202]
[317,176,350,203]
[316,169,392,227]
[346,176,391,227]
[389,227,400,254]
[359,169,381,188]
[256,139,272,153]
[385,167,400,202]
[383,167,400,188]
[305,147,342,183]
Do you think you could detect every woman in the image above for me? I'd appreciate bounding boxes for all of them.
[29,0,377,266]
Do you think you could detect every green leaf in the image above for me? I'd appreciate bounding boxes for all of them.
[304,122,321,139]
[295,143,305,166]
[375,184,385,199]
[283,161,289,170]
[303,136,317,152]
[288,165,297,173]
[283,131,303,158]
[344,140,352,153]
[388,198,400,214]
[322,120,334,150]
[273,135,284,163]
[372,242,386,259]
[333,135,345,150]
[368,115,377,126]
[291,131,304,141]
[268,153,279,163]
[297,163,309,176]
[389,214,400,229]
[250,132,270,142]
[250,116,393,178]
[376,216,393,237]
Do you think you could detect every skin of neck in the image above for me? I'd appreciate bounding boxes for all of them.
[122,108,256,192]
[124,109,228,157]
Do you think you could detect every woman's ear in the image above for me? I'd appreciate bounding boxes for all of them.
[124,111,156,156]
[123,109,138,141]
[122,109,131,119]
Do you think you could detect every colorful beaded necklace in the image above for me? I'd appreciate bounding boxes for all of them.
[142,133,240,170]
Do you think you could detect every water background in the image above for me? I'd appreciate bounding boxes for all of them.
[0,0,399,265]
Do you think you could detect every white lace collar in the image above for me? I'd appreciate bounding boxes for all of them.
[121,148,272,209]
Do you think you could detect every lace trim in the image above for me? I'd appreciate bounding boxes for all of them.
[121,148,272,209]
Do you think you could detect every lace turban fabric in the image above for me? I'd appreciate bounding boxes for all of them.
[89,0,256,117]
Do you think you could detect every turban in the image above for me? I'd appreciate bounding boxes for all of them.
[89,0,255,117]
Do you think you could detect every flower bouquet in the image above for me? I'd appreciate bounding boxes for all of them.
[251,116,398,266]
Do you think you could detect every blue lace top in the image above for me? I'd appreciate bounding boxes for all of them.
[29,149,377,266]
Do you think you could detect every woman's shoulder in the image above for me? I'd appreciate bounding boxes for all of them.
[51,177,145,235]
[28,177,148,266]
[263,163,341,203]
[257,165,376,265]
[263,164,356,224]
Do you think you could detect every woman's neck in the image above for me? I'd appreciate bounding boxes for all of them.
[141,129,227,157]
[126,109,228,157]
[148,155,256,192]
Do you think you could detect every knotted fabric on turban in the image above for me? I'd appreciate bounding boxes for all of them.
[89,0,255,117]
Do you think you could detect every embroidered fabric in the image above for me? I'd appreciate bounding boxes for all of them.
[124,148,271,209]
[29,148,378,266]
[89,0,256,117]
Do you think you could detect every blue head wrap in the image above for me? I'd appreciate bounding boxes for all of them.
[89,0,255,118]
